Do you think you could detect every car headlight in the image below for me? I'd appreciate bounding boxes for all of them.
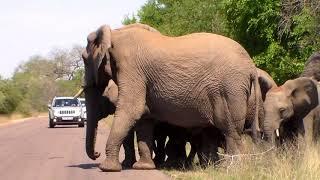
[53,110,59,117]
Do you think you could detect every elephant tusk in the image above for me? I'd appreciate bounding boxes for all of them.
[73,88,84,98]
[275,129,280,137]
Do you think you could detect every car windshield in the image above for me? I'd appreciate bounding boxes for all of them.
[53,99,80,107]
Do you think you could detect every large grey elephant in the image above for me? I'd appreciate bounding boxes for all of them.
[80,23,163,170]
[83,23,261,171]
[263,77,319,144]
[75,23,160,163]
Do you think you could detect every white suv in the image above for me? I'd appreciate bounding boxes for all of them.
[78,98,87,121]
[48,97,84,128]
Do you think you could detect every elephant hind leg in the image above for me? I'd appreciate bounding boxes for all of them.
[133,118,156,170]
[221,95,246,155]
[121,128,137,169]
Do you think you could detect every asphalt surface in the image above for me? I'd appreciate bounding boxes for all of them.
[0,117,170,180]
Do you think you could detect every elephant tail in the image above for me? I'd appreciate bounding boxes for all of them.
[251,70,262,143]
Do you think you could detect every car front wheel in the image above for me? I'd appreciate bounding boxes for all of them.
[78,122,84,128]
[49,119,55,128]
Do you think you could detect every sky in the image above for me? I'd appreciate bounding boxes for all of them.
[0,0,146,78]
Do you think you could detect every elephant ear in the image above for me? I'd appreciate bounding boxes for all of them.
[287,77,319,117]
[257,68,277,101]
[85,25,112,85]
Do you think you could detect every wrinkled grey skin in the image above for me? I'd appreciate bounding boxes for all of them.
[88,24,260,172]
[263,77,319,145]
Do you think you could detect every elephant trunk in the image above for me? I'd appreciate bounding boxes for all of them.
[85,86,116,160]
[84,88,103,160]
[85,112,100,160]
[263,113,280,147]
[263,120,275,144]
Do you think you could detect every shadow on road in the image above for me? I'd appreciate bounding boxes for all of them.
[67,163,99,169]
[47,126,82,129]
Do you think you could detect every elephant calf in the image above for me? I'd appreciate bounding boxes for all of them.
[263,77,319,145]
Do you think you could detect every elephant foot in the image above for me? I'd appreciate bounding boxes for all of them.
[132,159,155,170]
[121,158,136,169]
[99,159,122,172]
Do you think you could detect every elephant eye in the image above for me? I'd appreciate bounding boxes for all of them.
[279,108,286,118]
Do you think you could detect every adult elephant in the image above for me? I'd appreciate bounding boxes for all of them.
[77,23,160,168]
[83,23,261,172]
[263,77,319,144]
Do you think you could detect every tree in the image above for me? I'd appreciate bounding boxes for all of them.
[137,0,228,36]
[49,45,84,80]
[4,45,85,115]
[122,14,138,25]
[0,79,23,114]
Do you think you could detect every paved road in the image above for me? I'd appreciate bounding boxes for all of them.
[0,117,170,180]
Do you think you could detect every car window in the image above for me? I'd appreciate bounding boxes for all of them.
[53,99,80,107]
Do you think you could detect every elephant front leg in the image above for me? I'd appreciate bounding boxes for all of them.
[99,109,144,171]
[133,118,156,170]
[99,81,147,172]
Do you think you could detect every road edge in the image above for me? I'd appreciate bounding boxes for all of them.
[0,115,48,127]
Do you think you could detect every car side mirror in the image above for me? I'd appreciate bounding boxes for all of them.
[82,104,86,107]
[47,104,51,109]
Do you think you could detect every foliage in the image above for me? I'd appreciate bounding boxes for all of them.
[122,14,138,25]
[0,79,23,114]
[138,0,227,36]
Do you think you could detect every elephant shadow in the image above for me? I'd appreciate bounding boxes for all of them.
[47,126,81,129]
[67,163,99,169]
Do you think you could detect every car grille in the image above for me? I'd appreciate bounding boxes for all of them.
[59,110,75,114]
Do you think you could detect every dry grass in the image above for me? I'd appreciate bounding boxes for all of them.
[164,137,320,180]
